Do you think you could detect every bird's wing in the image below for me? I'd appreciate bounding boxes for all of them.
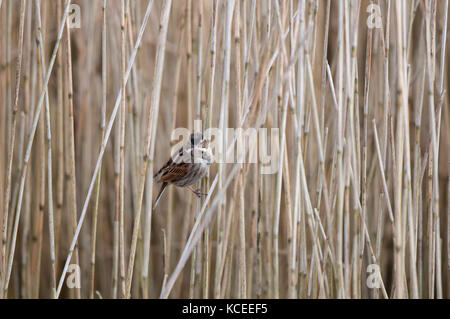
[158,162,191,183]
[154,145,185,180]
[153,157,173,180]
[154,143,197,183]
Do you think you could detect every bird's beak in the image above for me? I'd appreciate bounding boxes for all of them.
[200,139,209,147]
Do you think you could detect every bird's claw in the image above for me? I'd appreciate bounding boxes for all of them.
[193,188,207,198]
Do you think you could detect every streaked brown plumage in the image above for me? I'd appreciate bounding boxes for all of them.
[153,133,213,209]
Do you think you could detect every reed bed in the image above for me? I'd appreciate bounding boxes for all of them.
[0,0,448,299]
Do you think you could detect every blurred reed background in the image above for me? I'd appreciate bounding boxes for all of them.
[0,0,448,299]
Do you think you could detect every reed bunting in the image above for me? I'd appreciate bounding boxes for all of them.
[153,132,213,209]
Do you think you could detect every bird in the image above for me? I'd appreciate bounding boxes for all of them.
[153,132,213,209]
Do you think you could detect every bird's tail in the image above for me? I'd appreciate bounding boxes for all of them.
[153,182,168,210]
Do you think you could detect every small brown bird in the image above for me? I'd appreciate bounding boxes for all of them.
[153,132,213,209]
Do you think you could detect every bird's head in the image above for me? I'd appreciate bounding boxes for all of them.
[190,132,209,148]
